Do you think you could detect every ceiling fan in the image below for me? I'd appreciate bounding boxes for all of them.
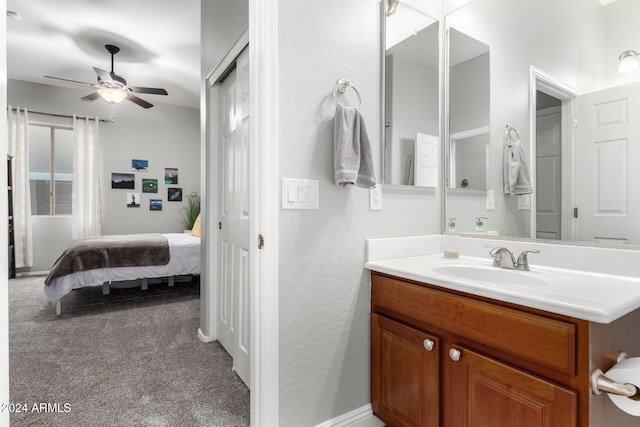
[44,44,168,109]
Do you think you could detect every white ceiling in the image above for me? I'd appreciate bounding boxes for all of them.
[6,0,201,110]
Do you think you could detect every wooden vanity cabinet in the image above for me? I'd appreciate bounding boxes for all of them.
[371,271,590,427]
[371,313,440,427]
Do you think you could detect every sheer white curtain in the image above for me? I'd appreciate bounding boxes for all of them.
[71,116,102,239]
[7,106,33,268]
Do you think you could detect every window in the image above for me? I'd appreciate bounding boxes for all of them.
[28,124,73,215]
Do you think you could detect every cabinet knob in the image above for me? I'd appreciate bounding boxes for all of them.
[449,348,461,362]
[423,339,435,351]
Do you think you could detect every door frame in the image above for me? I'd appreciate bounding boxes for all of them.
[248,0,280,423]
[529,67,580,241]
[201,0,280,421]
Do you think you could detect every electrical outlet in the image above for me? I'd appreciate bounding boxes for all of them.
[517,194,531,210]
[370,185,383,211]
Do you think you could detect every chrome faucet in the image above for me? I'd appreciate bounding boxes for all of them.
[485,246,540,271]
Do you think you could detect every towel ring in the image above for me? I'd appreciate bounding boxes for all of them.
[333,79,362,108]
[505,125,519,147]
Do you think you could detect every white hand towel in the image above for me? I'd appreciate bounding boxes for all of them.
[333,104,376,188]
[503,140,533,195]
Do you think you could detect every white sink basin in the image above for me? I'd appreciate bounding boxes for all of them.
[432,265,548,288]
[365,253,640,323]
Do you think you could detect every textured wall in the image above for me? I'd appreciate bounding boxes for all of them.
[201,0,249,75]
[277,0,439,425]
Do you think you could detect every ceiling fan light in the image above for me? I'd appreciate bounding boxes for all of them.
[97,87,127,104]
[618,50,639,73]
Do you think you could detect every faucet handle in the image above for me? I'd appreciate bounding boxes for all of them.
[486,246,517,268]
[516,249,540,271]
[484,245,500,265]
[483,244,497,254]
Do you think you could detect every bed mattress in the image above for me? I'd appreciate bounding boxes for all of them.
[44,233,201,304]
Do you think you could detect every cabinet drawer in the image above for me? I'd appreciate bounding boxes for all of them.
[372,273,576,376]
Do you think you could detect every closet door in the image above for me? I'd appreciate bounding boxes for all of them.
[217,48,250,387]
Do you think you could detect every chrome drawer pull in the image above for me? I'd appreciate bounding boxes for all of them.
[423,339,435,351]
[449,348,461,362]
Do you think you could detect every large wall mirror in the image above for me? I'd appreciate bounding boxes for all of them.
[382,0,440,187]
[445,0,640,248]
[447,28,489,191]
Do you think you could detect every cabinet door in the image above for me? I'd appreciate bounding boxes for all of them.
[372,314,440,427]
[445,345,577,427]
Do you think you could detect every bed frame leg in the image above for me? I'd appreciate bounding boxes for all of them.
[102,282,111,295]
[168,276,175,287]
[55,301,61,316]
[141,278,148,291]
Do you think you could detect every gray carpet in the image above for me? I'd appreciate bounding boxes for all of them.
[8,276,250,427]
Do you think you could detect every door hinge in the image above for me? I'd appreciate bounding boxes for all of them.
[573,117,579,128]
[574,207,579,218]
[258,234,264,249]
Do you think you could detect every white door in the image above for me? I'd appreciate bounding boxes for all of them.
[536,106,562,240]
[217,49,250,386]
[414,133,439,188]
[576,81,640,245]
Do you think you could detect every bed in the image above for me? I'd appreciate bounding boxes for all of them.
[44,232,201,314]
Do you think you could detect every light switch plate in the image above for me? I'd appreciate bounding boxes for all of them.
[486,190,495,210]
[282,178,319,210]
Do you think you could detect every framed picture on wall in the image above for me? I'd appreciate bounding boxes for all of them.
[168,187,182,201]
[112,173,135,189]
[150,199,162,211]
[142,179,158,193]
[165,168,178,184]
[126,193,140,208]
[132,159,149,172]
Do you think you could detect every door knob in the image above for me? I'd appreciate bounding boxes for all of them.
[423,339,435,351]
[449,348,461,362]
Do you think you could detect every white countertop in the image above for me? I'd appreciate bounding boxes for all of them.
[365,235,640,324]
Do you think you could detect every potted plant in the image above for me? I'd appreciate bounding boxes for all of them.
[181,192,201,232]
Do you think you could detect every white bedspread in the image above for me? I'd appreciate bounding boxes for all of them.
[44,233,201,304]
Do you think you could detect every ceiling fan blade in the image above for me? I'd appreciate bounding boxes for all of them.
[43,75,98,89]
[93,67,113,83]
[81,92,101,101]
[127,93,154,109]
[110,72,127,86]
[130,86,168,96]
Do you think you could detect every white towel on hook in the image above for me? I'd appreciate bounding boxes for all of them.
[503,139,533,195]
[333,104,376,188]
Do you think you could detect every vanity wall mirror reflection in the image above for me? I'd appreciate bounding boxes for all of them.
[445,0,640,248]
[382,0,441,187]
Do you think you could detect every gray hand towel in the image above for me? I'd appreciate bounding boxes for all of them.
[333,104,376,188]
[503,140,533,195]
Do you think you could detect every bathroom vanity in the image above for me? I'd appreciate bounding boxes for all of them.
[366,236,640,427]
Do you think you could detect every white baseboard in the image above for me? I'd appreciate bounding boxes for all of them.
[197,328,216,343]
[314,404,384,427]
[15,271,48,277]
